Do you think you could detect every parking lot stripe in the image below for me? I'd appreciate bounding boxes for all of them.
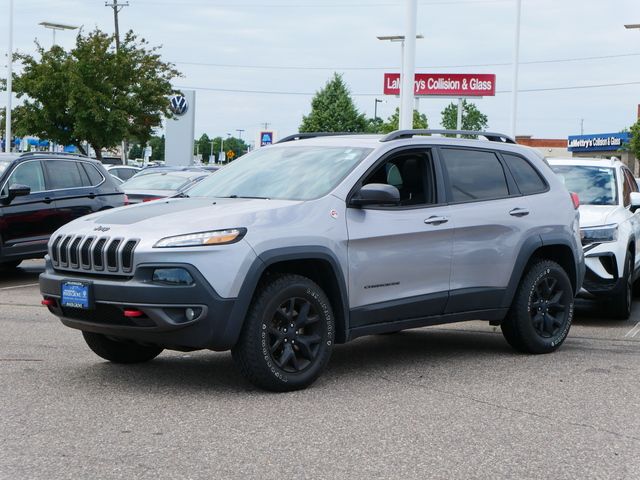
[624,321,640,338]
[0,283,40,291]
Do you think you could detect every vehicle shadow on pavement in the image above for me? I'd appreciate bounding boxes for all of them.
[573,298,640,327]
[0,262,45,286]
[68,327,512,393]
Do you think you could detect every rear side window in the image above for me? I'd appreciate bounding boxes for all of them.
[502,153,547,195]
[441,148,509,202]
[45,160,85,189]
[81,163,105,186]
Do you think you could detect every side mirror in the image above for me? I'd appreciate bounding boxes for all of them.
[350,183,400,207]
[630,191,640,209]
[2,184,31,205]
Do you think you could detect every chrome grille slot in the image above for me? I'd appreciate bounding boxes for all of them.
[50,236,62,264]
[106,239,122,271]
[51,234,139,276]
[92,238,107,270]
[121,240,137,273]
[59,236,71,266]
[80,237,94,269]
[69,237,82,267]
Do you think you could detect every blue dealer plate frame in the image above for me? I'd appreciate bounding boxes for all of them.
[61,281,93,310]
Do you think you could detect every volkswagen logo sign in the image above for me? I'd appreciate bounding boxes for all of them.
[169,95,189,116]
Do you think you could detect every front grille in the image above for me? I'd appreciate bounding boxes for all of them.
[50,234,139,276]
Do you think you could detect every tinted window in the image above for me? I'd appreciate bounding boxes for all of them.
[550,165,617,206]
[441,149,509,202]
[3,161,46,195]
[81,163,104,186]
[118,168,137,180]
[45,160,85,189]
[122,173,193,190]
[503,153,547,195]
[362,150,433,206]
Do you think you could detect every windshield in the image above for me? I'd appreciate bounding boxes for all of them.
[550,165,618,206]
[187,146,372,200]
[122,173,193,191]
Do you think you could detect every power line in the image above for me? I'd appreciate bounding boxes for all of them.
[174,80,640,97]
[172,52,640,71]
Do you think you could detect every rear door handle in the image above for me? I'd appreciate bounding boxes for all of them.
[509,208,530,217]
[424,216,448,225]
[43,197,53,204]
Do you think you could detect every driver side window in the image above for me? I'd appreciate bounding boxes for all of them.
[362,149,435,206]
[2,161,46,197]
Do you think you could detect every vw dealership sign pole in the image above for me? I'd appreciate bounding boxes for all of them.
[165,90,196,166]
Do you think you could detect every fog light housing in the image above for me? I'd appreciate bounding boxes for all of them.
[152,268,194,286]
[185,308,196,321]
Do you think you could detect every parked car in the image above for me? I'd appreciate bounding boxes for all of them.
[110,175,125,185]
[106,165,141,182]
[134,165,213,177]
[120,170,209,203]
[40,130,584,391]
[0,152,126,270]
[549,157,640,319]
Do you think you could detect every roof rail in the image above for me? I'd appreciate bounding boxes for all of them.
[380,129,516,144]
[276,132,363,144]
[19,151,89,158]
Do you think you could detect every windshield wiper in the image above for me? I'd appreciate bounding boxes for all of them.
[172,192,189,198]
[219,195,270,200]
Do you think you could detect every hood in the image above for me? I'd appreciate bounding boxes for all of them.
[56,197,301,241]
[578,204,618,228]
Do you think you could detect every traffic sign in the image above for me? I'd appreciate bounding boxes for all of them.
[226,150,235,160]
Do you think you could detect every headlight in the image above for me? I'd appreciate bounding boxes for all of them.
[580,224,618,245]
[153,228,246,248]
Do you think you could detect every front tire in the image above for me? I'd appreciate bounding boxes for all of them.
[82,332,163,364]
[232,274,335,392]
[501,260,574,354]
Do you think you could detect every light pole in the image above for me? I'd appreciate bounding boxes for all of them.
[374,98,384,121]
[5,0,14,153]
[236,129,244,140]
[377,33,423,130]
[510,0,522,138]
[39,21,79,47]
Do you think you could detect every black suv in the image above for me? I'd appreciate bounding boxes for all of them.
[0,152,126,269]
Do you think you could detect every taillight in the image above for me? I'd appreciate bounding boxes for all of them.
[570,192,580,209]
[123,194,130,206]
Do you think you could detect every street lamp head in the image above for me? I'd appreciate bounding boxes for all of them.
[624,24,640,29]
[39,21,79,31]
[377,34,424,42]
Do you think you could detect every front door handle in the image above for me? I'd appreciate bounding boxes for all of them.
[43,197,53,204]
[424,216,448,225]
[509,207,530,217]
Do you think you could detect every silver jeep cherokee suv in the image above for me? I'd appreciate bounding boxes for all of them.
[40,130,585,391]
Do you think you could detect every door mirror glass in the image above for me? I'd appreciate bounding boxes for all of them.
[350,183,400,207]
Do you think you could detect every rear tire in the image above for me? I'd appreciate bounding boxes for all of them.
[232,274,335,392]
[608,253,632,320]
[82,332,163,364]
[501,260,574,354]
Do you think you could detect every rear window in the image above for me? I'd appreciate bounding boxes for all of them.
[550,165,617,206]
[122,173,191,191]
[441,148,509,202]
[503,153,547,195]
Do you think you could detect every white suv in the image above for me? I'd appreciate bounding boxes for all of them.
[549,157,640,319]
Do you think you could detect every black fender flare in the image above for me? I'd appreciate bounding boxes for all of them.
[215,246,350,350]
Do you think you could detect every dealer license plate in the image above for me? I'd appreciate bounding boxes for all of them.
[61,281,92,310]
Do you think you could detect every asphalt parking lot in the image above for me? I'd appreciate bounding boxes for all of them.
[1,260,639,480]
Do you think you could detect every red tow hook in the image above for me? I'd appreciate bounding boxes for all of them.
[41,298,55,307]
[123,309,145,318]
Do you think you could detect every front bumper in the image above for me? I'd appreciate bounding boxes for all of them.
[39,259,241,351]
[580,250,622,296]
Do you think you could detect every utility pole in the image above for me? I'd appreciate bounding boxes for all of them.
[105,0,129,51]
[236,129,245,140]
[262,123,270,130]
[580,118,584,135]
[105,0,129,163]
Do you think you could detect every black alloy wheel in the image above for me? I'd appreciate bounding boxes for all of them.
[530,275,570,338]
[266,297,323,373]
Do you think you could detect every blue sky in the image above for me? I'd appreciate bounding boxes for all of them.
[2,0,640,145]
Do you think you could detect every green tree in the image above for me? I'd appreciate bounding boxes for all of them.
[194,133,212,163]
[148,135,165,161]
[128,143,143,159]
[379,108,428,134]
[440,99,488,133]
[7,29,180,159]
[300,73,367,132]
[630,121,640,163]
